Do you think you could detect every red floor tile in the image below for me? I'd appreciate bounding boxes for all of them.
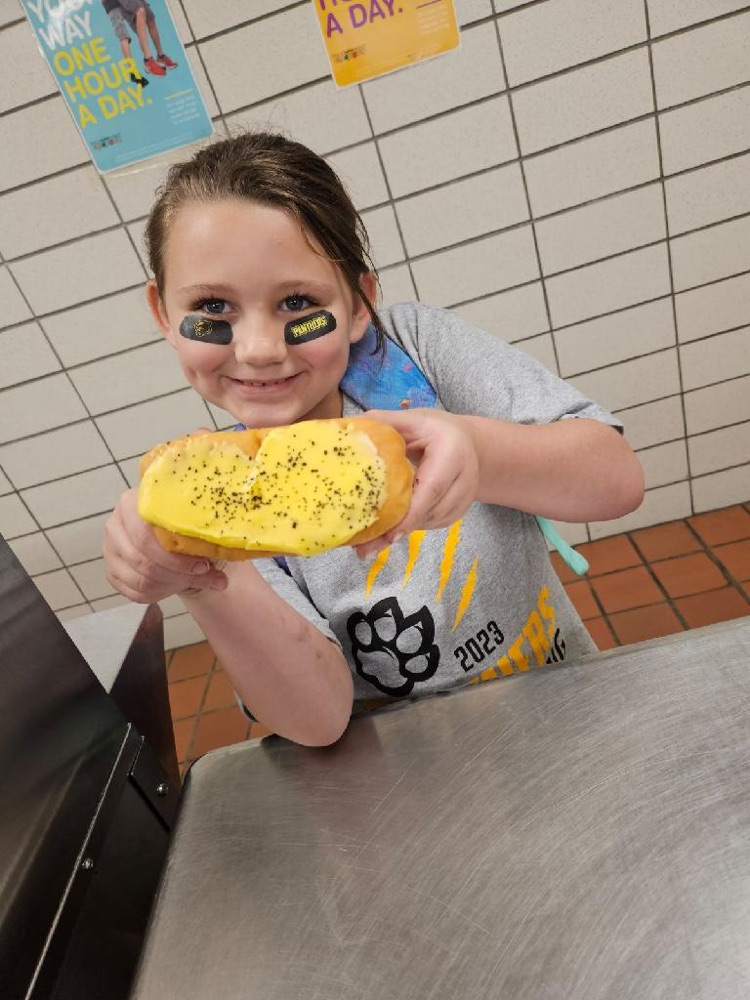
[203,668,238,712]
[173,717,196,764]
[168,674,209,721]
[591,566,664,614]
[630,521,701,561]
[688,506,750,546]
[169,641,215,681]
[608,604,684,645]
[577,535,643,576]
[713,539,750,582]
[585,616,618,651]
[564,580,601,620]
[550,551,577,584]
[249,722,274,739]
[190,706,250,760]
[674,587,750,629]
[650,552,728,598]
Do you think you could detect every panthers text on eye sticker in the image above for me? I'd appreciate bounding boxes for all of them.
[179,315,233,345]
[284,310,337,345]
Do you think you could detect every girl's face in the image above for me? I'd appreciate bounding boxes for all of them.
[148,198,376,428]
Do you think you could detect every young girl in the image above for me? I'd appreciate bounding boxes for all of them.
[103,131,644,746]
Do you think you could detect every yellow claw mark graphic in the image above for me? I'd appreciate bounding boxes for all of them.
[400,530,426,589]
[365,546,391,598]
[436,520,462,602]
[451,556,478,631]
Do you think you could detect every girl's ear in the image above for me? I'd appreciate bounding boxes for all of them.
[350,271,379,344]
[146,280,174,344]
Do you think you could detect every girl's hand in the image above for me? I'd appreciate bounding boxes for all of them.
[103,488,228,604]
[353,408,480,558]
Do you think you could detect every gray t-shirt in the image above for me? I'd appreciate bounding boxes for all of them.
[257,303,622,706]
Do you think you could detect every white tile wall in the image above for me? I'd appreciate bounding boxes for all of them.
[412,225,540,306]
[46,512,112,564]
[614,396,686,451]
[326,143,389,211]
[545,243,671,327]
[647,0,750,36]
[0,168,120,258]
[652,12,750,109]
[69,558,117,601]
[535,184,666,275]
[524,119,660,218]
[689,422,750,476]
[554,298,675,377]
[679,327,750,391]
[684,376,750,435]
[0,493,37,538]
[226,79,372,154]
[378,264,418,308]
[569,348,681,412]
[40,287,159,366]
[33,569,85,612]
[8,531,62,576]
[0,373,87,445]
[396,163,528,256]
[665,153,750,236]
[637,440,689,489]
[674,272,750,343]
[69,341,186,415]
[21,465,128,528]
[9,229,146,314]
[363,23,505,133]
[658,85,750,175]
[0,267,32,329]
[181,0,288,39]
[377,97,517,199]
[670,215,750,292]
[693,465,750,512]
[0,0,22,28]
[453,282,549,342]
[500,0,646,87]
[199,6,329,114]
[0,98,86,192]
[3,4,749,646]
[0,421,111,490]
[0,321,60,389]
[360,205,405,270]
[512,49,654,155]
[0,20,57,114]
[95,389,213,460]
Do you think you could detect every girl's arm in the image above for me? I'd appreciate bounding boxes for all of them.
[104,489,353,746]
[181,569,353,747]
[356,409,644,552]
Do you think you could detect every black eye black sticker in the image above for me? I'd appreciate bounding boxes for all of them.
[179,315,233,345]
[284,310,337,345]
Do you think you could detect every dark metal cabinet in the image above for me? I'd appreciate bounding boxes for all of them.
[0,537,177,1000]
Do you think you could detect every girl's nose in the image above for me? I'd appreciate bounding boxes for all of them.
[232,320,287,367]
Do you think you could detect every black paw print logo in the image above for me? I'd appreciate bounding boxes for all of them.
[347,597,440,696]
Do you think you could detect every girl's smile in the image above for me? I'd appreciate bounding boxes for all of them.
[147,198,376,428]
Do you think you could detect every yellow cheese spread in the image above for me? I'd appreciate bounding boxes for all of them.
[138,420,388,555]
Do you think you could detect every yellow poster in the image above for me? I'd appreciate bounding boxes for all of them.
[312,0,460,88]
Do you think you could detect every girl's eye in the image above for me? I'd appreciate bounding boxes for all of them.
[194,298,229,314]
[281,294,315,312]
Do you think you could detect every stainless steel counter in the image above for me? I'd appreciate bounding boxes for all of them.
[132,618,750,999]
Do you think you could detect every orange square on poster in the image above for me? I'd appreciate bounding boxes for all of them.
[312,0,460,88]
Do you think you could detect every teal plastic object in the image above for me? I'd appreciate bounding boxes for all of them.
[535,516,589,576]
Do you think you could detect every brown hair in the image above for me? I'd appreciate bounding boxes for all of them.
[145,130,385,347]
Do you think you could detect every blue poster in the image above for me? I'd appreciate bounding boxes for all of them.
[22,0,213,173]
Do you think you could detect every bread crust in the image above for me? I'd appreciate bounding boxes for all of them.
[139,418,413,560]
